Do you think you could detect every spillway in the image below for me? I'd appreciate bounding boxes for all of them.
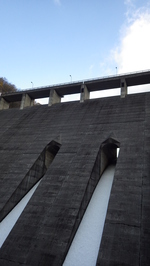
[0,180,41,248]
[63,164,116,266]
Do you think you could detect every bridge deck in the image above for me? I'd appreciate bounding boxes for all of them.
[1,70,150,102]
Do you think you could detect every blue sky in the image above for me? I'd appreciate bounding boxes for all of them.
[0,0,150,92]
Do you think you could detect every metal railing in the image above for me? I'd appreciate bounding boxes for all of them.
[2,69,150,96]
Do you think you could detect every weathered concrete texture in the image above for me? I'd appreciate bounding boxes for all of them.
[0,93,149,265]
[20,93,34,109]
[80,84,89,102]
[48,89,61,106]
[140,92,150,266]
[0,140,61,222]
[121,78,127,98]
[0,97,9,110]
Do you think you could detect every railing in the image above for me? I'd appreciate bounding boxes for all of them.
[2,69,150,96]
[24,69,150,91]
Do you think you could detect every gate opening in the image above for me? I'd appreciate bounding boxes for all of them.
[63,136,120,266]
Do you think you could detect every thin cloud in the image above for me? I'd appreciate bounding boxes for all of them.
[53,0,61,6]
[124,0,136,22]
[89,64,94,71]
[89,64,94,76]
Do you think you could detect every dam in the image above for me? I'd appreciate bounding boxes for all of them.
[0,70,150,265]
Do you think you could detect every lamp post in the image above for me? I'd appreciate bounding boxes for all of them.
[70,75,72,82]
[31,82,34,89]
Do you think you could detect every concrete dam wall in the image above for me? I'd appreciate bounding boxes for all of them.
[0,92,150,265]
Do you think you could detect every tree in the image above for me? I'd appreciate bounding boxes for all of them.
[0,77,21,108]
[0,77,39,108]
[0,77,17,94]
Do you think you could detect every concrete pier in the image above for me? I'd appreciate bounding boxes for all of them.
[48,89,61,106]
[0,97,9,110]
[20,93,34,109]
[121,78,127,98]
[80,84,89,102]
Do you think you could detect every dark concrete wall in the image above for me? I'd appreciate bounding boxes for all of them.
[0,93,149,265]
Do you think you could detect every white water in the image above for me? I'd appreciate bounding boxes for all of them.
[63,165,115,266]
[0,180,41,248]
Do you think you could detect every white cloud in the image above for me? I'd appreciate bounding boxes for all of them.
[113,6,150,74]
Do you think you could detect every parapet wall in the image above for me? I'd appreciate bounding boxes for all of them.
[0,93,150,265]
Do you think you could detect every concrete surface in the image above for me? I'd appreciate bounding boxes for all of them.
[0,92,149,265]
[63,164,116,266]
